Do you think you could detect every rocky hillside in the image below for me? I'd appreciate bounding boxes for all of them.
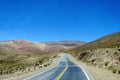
[68,32,120,75]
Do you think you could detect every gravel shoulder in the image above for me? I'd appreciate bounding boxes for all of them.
[69,54,120,80]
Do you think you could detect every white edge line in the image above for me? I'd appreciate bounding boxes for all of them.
[23,65,57,80]
[78,65,91,80]
[23,54,64,80]
[68,54,91,80]
[72,62,91,80]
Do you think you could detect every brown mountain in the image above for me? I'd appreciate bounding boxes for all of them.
[45,41,85,47]
[0,40,85,54]
[68,32,120,54]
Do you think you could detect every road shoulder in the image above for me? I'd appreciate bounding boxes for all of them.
[69,54,120,80]
[1,54,61,80]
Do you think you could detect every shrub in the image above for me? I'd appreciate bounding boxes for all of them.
[112,69,117,73]
[105,62,109,66]
[118,70,120,74]
[106,51,109,53]
[117,49,120,51]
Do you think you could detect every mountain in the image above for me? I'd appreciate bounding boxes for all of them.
[68,32,120,74]
[68,32,120,54]
[45,41,85,47]
[0,40,85,75]
[0,40,85,54]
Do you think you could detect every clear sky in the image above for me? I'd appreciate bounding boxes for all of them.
[0,0,120,42]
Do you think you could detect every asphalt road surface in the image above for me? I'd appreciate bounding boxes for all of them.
[25,53,89,80]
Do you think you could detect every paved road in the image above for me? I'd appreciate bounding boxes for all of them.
[25,53,89,80]
[60,57,88,80]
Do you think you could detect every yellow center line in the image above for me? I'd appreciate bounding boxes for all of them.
[55,61,68,80]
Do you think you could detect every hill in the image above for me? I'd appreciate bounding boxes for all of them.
[0,40,85,75]
[68,32,120,54]
[68,32,120,75]
[0,40,85,54]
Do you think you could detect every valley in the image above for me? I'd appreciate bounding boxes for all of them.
[0,32,120,80]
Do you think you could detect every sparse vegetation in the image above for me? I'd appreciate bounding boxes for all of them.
[105,62,109,66]
[112,68,117,74]
[0,40,68,76]
[0,52,56,75]
[67,32,120,75]
[68,32,120,54]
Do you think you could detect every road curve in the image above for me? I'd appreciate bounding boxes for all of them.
[24,53,90,80]
[60,57,88,80]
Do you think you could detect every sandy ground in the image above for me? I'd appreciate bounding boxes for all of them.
[1,54,61,80]
[69,54,120,80]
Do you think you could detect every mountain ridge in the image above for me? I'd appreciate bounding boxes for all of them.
[0,40,85,54]
[68,32,120,54]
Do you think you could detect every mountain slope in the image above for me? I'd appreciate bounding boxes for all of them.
[69,32,120,54]
[68,32,120,75]
[45,41,85,47]
[0,40,85,54]
[0,40,85,75]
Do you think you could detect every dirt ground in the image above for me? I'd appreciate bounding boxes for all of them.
[1,54,61,80]
[69,54,120,80]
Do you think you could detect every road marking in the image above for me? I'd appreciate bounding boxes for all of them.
[24,54,63,80]
[24,65,57,80]
[55,61,68,80]
[78,65,91,80]
[68,54,91,80]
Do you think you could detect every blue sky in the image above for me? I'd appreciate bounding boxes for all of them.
[0,0,120,42]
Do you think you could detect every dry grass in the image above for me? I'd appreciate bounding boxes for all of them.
[0,47,57,75]
[68,32,120,54]
[66,32,120,75]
